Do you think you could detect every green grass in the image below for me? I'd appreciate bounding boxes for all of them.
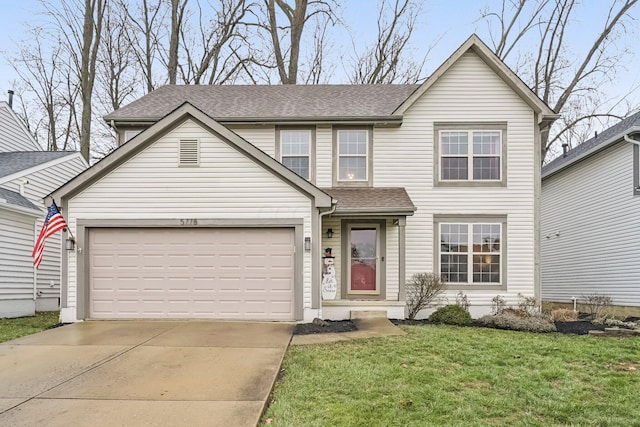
[262,325,640,426]
[0,311,60,343]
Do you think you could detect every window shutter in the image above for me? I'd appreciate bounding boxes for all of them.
[179,139,199,166]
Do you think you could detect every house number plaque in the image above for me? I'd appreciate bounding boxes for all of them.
[179,219,198,226]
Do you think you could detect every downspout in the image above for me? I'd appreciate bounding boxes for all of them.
[317,200,337,317]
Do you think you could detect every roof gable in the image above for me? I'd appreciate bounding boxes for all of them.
[393,34,556,120]
[52,103,333,208]
[542,111,640,178]
[0,102,41,152]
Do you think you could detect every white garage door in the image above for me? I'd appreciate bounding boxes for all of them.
[88,228,295,320]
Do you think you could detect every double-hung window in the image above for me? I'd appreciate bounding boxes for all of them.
[439,221,503,287]
[437,124,505,184]
[280,129,312,180]
[336,129,370,184]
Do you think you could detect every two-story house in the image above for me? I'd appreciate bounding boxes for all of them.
[50,35,556,323]
[0,99,87,318]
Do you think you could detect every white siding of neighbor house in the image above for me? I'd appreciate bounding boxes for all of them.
[0,208,36,317]
[542,142,640,307]
[375,51,537,313]
[65,119,312,312]
[0,103,41,152]
[2,155,87,311]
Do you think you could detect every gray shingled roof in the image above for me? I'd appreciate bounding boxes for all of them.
[543,111,640,177]
[0,187,41,211]
[322,187,416,215]
[0,151,77,179]
[104,84,420,122]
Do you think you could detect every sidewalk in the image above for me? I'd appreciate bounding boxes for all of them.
[290,318,405,346]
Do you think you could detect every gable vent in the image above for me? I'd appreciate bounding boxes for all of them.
[179,139,199,166]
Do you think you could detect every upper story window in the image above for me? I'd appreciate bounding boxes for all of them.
[278,129,314,181]
[435,123,507,187]
[438,219,504,289]
[333,128,373,186]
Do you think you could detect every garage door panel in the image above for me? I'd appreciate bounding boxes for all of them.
[89,228,295,320]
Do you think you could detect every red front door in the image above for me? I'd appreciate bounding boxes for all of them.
[349,228,377,292]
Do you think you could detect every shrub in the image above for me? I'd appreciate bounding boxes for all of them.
[477,313,557,333]
[455,291,470,311]
[517,293,538,315]
[551,308,578,322]
[429,305,472,326]
[406,273,445,320]
[580,293,613,320]
[491,295,507,314]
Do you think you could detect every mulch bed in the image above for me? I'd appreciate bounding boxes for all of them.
[294,320,357,335]
[394,318,610,335]
[295,318,632,336]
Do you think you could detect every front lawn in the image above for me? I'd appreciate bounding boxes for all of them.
[0,311,60,343]
[262,325,640,426]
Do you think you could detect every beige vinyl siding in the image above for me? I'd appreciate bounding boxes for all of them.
[227,125,276,158]
[542,142,640,306]
[0,209,35,300]
[0,104,41,152]
[375,51,537,309]
[66,119,312,309]
[315,125,333,187]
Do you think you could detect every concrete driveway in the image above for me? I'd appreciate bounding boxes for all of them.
[0,320,294,427]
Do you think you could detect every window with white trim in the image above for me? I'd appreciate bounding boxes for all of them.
[338,130,368,181]
[440,222,501,284]
[440,130,502,181]
[280,130,311,179]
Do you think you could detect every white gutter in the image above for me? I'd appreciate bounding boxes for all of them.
[624,133,640,146]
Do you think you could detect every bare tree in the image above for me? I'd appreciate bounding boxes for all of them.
[349,0,428,84]
[262,0,337,84]
[78,0,106,162]
[168,0,189,84]
[7,24,82,152]
[482,0,639,161]
[119,0,166,93]
[96,1,138,112]
[180,0,256,84]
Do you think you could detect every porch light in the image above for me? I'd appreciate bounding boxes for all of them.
[304,237,311,251]
[326,228,334,239]
[65,237,76,251]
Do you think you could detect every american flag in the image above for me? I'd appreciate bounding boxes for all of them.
[32,201,69,269]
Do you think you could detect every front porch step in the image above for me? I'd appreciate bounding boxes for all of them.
[350,310,388,320]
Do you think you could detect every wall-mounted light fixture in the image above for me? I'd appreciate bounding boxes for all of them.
[304,237,311,251]
[326,228,334,239]
[65,237,76,251]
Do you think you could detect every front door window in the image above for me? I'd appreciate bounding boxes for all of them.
[349,227,378,293]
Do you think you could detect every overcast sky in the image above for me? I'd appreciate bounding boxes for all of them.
[1,0,638,120]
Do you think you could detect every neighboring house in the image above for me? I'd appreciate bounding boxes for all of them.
[50,35,557,323]
[0,101,88,318]
[541,111,640,312]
